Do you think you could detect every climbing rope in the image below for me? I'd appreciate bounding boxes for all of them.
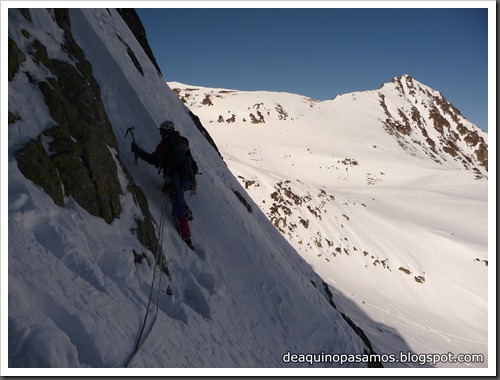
[124,193,169,368]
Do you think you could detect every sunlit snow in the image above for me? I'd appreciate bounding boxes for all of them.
[5,7,492,376]
[168,74,490,370]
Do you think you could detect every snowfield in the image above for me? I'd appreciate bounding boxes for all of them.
[4,7,494,376]
[168,74,492,371]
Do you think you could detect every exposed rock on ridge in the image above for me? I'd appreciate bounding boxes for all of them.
[379,75,487,178]
[9,8,157,251]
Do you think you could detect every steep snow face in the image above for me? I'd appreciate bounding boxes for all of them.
[7,9,370,371]
[169,79,489,368]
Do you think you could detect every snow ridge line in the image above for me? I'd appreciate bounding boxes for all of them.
[124,194,170,368]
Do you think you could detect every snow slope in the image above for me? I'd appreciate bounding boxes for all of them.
[6,8,376,374]
[169,78,492,370]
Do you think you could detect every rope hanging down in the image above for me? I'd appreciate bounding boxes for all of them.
[124,194,169,368]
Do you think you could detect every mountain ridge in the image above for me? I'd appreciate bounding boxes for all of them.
[7,8,383,371]
[169,77,489,367]
[6,8,489,371]
[170,74,487,180]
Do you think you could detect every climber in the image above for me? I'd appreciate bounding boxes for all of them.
[131,120,198,250]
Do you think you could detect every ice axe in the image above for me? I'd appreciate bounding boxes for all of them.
[125,126,138,165]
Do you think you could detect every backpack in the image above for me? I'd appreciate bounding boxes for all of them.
[163,134,198,182]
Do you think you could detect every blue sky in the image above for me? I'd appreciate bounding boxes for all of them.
[136,6,490,132]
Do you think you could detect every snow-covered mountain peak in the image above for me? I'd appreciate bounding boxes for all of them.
[169,77,489,368]
[6,8,489,372]
[375,74,487,177]
[170,74,487,180]
[381,74,437,99]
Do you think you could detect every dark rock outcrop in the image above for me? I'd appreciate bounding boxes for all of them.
[10,8,157,252]
[117,8,163,77]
